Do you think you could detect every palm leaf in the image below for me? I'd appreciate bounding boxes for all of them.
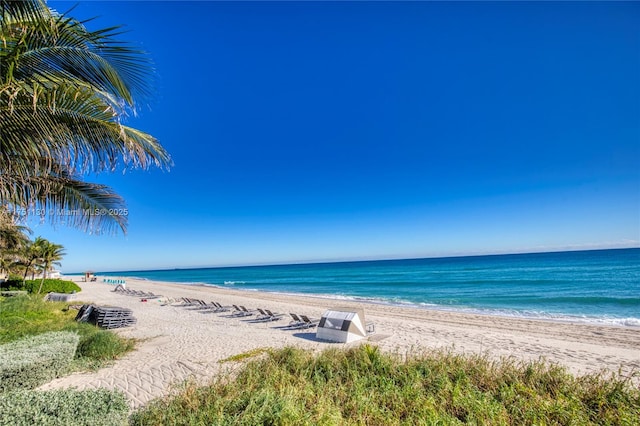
[0,0,171,233]
[1,1,153,106]
[1,83,171,174]
[1,159,128,234]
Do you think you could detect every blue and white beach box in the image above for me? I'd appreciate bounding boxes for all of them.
[316,308,368,343]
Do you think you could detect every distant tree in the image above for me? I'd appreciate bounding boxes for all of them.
[22,236,46,281]
[36,239,65,293]
[0,0,171,234]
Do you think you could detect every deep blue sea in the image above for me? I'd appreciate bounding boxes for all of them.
[99,249,640,327]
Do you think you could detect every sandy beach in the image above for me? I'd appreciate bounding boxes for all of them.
[40,277,640,409]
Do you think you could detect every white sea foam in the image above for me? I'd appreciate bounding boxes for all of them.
[232,289,640,328]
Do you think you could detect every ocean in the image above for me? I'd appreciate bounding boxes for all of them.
[99,248,640,327]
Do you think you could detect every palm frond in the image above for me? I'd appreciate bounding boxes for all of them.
[1,160,128,234]
[0,83,171,174]
[1,0,154,106]
[0,0,170,235]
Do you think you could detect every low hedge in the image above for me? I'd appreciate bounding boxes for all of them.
[24,279,81,294]
[0,388,128,426]
[0,275,25,291]
[0,278,80,294]
[0,331,79,392]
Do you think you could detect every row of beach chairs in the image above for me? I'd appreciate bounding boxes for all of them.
[111,288,320,331]
[176,298,319,329]
[112,284,161,299]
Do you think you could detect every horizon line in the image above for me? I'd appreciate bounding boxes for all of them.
[65,245,639,275]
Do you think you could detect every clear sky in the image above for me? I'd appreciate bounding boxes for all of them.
[34,1,639,273]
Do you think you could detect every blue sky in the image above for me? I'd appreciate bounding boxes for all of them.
[35,1,639,272]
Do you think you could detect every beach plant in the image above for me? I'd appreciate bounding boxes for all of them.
[0,0,171,234]
[132,344,640,425]
[220,347,270,363]
[0,294,77,343]
[34,239,65,293]
[0,273,24,290]
[22,278,79,294]
[20,237,46,281]
[0,388,129,426]
[0,331,79,392]
[0,295,135,367]
[76,328,135,361]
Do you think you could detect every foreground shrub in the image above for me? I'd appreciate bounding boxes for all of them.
[132,345,640,425]
[76,328,135,361]
[23,279,81,294]
[0,331,79,392]
[0,274,25,291]
[0,388,128,426]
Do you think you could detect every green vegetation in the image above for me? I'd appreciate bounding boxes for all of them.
[0,388,129,426]
[0,331,79,392]
[0,0,171,234]
[132,345,640,426]
[0,295,77,343]
[0,295,135,366]
[76,330,135,362]
[0,295,133,424]
[1,278,80,294]
[0,274,25,290]
[220,347,269,363]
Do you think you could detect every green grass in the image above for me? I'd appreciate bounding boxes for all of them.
[132,345,640,426]
[0,295,135,369]
[220,347,269,363]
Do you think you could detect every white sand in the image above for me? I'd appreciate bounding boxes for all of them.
[40,277,640,408]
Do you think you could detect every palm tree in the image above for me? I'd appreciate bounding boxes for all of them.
[21,236,46,281]
[0,0,171,234]
[0,206,31,278]
[35,238,65,294]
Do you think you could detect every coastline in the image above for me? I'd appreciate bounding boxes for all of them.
[87,273,640,328]
[40,276,640,408]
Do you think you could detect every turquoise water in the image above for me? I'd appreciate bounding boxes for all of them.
[99,248,640,327]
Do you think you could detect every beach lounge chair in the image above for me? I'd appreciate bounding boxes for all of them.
[179,298,204,307]
[192,300,218,310]
[239,306,256,316]
[287,313,306,328]
[265,309,284,321]
[252,309,283,322]
[212,302,232,312]
[299,315,319,328]
[205,301,234,312]
[228,305,251,317]
[254,308,270,321]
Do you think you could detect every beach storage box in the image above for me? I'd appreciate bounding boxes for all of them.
[316,308,369,343]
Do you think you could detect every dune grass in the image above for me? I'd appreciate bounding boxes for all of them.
[0,295,135,368]
[132,344,639,425]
